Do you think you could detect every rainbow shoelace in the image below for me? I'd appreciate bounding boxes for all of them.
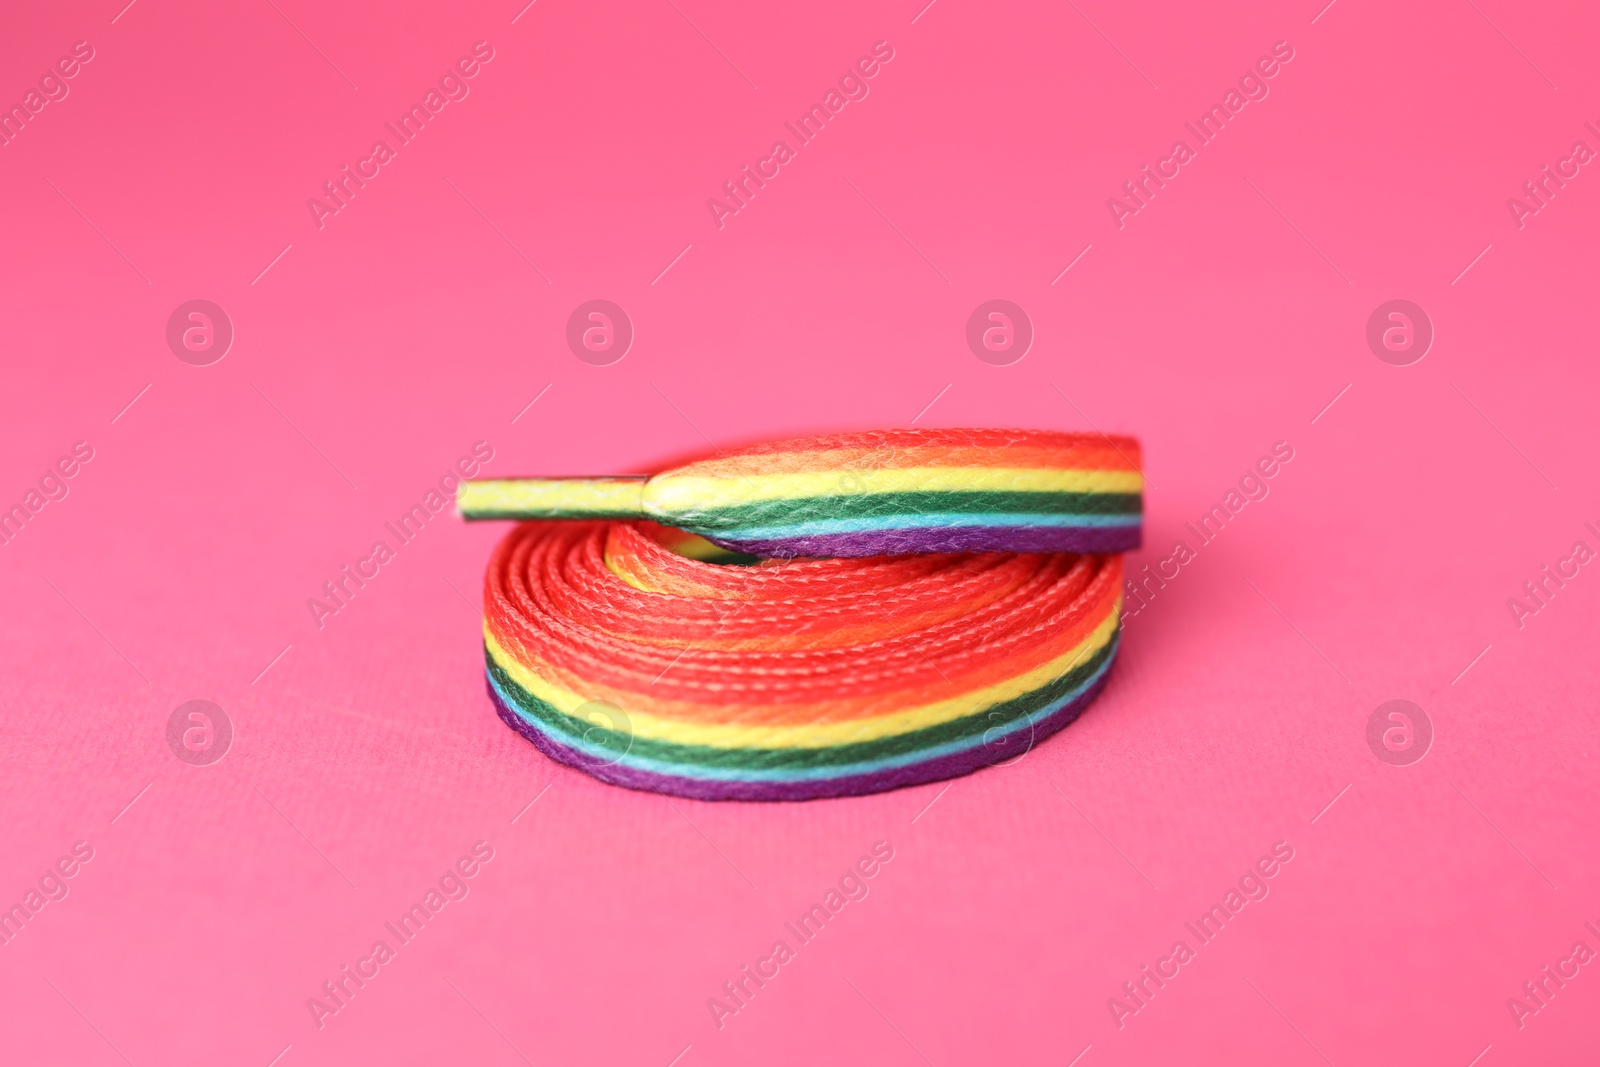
[459,429,1142,800]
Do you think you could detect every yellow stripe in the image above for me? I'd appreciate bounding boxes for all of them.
[484,604,1119,749]
[459,478,647,518]
[644,467,1142,511]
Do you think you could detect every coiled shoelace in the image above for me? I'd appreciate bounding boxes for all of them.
[459,429,1142,801]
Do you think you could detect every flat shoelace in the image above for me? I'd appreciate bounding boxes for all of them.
[461,428,1142,801]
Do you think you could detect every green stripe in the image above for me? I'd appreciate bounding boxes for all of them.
[461,508,646,521]
[671,490,1142,531]
[488,630,1117,771]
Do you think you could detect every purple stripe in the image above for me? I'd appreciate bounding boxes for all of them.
[705,524,1140,558]
[485,665,1114,802]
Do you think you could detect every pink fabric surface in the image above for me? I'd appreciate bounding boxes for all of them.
[2,1,1597,1063]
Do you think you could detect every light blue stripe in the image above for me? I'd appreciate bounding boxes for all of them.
[711,511,1141,539]
[490,643,1116,784]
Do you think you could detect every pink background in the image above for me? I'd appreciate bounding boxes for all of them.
[2,0,1598,1063]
